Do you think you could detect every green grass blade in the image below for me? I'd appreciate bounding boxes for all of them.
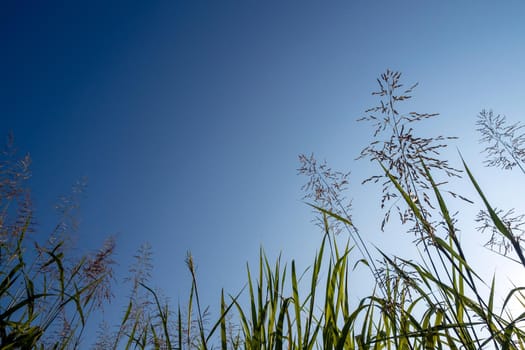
[462,157,525,267]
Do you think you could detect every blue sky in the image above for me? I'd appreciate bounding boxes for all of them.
[3,0,525,344]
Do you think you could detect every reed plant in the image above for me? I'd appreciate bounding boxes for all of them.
[108,71,525,350]
[2,71,525,349]
[0,134,115,349]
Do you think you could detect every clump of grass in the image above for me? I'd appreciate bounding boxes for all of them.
[0,134,116,349]
[3,71,525,349]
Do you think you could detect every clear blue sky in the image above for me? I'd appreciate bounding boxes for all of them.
[3,0,525,345]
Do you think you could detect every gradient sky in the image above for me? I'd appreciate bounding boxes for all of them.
[3,0,525,345]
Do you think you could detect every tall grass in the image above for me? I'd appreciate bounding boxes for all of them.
[2,71,525,349]
[0,134,115,349]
